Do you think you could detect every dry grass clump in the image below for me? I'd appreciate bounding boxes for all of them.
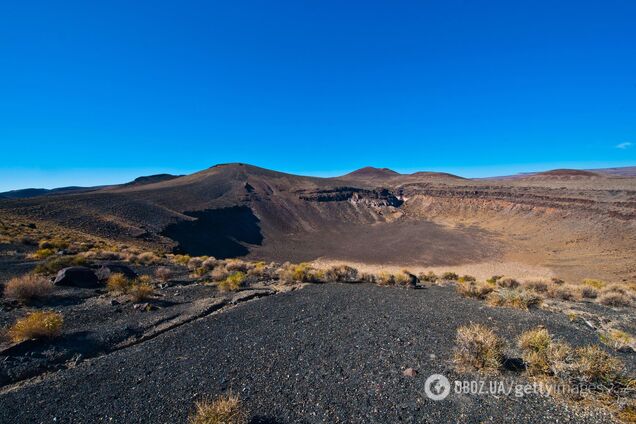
[187,257,204,270]
[211,267,230,282]
[38,238,68,250]
[518,327,629,390]
[456,280,494,300]
[453,323,504,374]
[4,274,53,303]
[517,327,555,375]
[418,271,438,282]
[277,263,322,284]
[189,392,248,424]
[523,280,549,293]
[8,311,63,342]
[440,272,459,281]
[359,272,377,284]
[128,283,154,302]
[547,284,582,302]
[135,251,162,265]
[486,275,503,285]
[30,248,56,259]
[598,292,632,308]
[376,272,396,286]
[218,272,246,292]
[579,286,598,299]
[107,273,131,293]
[487,289,542,310]
[171,254,191,267]
[583,279,606,289]
[107,273,154,301]
[599,329,634,351]
[155,267,173,283]
[324,265,359,283]
[497,278,520,289]
[457,275,476,283]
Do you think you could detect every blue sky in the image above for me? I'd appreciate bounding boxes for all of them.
[1,0,634,191]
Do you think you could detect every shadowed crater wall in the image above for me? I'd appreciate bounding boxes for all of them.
[161,207,263,258]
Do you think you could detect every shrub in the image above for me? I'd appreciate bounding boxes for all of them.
[518,327,554,375]
[172,254,191,266]
[187,257,204,270]
[598,293,632,307]
[456,281,494,300]
[359,272,376,284]
[583,279,606,289]
[38,238,68,250]
[137,275,153,285]
[547,285,581,301]
[376,272,395,286]
[486,275,503,285]
[136,251,162,265]
[497,278,520,289]
[573,345,624,386]
[579,286,598,299]
[441,272,459,281]
[107,273,131,293]
[551,278,565,285]
[31,248,56,259]
[202,257,219,270]
[457,275,476,283]
[487,289,542,310]
[4,274,53,303]
[324,265,359,283]
[225,259,251,273]
[218,272,246,292]
[277,263,317,284]
[155,267,173,282]
[453,323,504,374]
[418,271,438,282]
[523,280,549,293]
[189,393,248,424]
[599,329,634,350]
[129,283,154,302]
[211,267,229,282]
[33,254,89,275]
[8,311,63,342]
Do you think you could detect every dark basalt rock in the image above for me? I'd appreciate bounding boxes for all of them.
[54,267,100,288]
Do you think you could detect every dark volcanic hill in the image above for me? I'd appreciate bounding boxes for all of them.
[1,163,635,282]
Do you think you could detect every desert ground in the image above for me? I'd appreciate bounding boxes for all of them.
[0,164,635,423]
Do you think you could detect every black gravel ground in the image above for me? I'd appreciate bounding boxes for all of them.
[1,283,626,423]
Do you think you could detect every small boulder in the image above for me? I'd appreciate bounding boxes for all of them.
[54,267,100,288]
[95,264,137,282]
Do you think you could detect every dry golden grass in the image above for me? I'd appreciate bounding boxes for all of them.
[8,311,63,342]
[324,265,359,282]
[128,283,154,302]
[106,273,131,293]
[218,272,246,292]
[518,327,554,375]
[583,279,606,289]
[496,278,520,289]
[487,289,542,310]
[547,284,582,302]
[599,329,634,350]
[523,280,549,293]
[456,280,494,300]
[189,392,248,424]
[4,274,53,303]
[598,292,632,307]
[453,323,504,374]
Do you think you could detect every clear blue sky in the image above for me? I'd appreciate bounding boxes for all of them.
[1,0,635,191]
